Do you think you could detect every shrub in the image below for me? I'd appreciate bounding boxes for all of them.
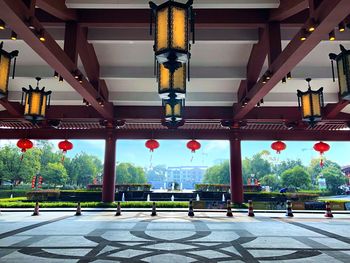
[0,190,28,198]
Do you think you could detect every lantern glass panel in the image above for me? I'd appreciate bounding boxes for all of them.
[173,102,181,116]
[311,93,321,116]
[41,95,47,116]
[301,94,311,118]
[171,6,187,50]
[337,58,348,96]
[156,7,169,52]
[29,92,41,116]
[24,95,29,115]
[0,54,10,96]
[158,63,186,98]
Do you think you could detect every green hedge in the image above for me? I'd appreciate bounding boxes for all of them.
[26,190,60,201]
[0,201,189,208]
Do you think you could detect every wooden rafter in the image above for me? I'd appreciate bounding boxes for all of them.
[269,0,309,21]
[233,0,350,120]
[0,100,23,117]
[36,0,77,21]
[0,0,113,120]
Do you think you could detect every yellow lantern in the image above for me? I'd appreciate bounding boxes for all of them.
[297,78,324,127]
[0,42,19,98]
[329,45,350,100]
[150,0,194,73]
[21,77,51,123]
[158,63,186,98]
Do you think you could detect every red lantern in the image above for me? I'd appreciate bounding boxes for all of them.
[16,138,33,160]
[313,141,330,167]
[271,141,286,154]
[187,140,201,153]
[145,139,159,152]
[58,139,73,162]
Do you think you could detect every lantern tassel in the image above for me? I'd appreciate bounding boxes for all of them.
[20,153,24,161]
[320,158,324,167]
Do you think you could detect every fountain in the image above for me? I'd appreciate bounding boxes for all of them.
[171,182,175,191]
[171,195,175,202]
[10,194,13,199]
[196,194,200,201]
[180,182,183,190]
[147,194,151,202]
[122,193,125,202]
[222,193,226,202]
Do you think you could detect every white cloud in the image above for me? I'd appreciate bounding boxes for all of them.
[204,140,229,153]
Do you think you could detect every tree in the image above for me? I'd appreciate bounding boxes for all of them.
[281,166,311,189]
[242,151,272,183]
[318,167,347,194]
[69,153,102,186]
[260,174,281,191]
[0,145,41,185]
[308,158,342,183]
[42,162,68,187]
[116,163,147,184]
[203,160,230,184]
[273,159,304,176]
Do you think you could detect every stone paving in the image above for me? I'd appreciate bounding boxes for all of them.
[0,211,350,262]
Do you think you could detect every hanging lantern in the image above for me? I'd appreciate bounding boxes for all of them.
[21,77,51,123]
[329,45,350,100]
[149,0,194,73]
[297,78,324,127]
[187,139,201,153]
[313,141,330,167]
[145,139,160,152]
[58,139,73,162]
[158,63,186,99]
[271,141,286,154]
[0,42,19,98]
[16,138,33,160]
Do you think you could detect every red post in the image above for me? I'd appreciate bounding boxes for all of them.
[102,135,116,202]
[230,138,244,204]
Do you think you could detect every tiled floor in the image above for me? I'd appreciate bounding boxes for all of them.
[0,211,350,262]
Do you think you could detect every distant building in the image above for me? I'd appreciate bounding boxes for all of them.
[166,166,207,189]
[341,165,350,185]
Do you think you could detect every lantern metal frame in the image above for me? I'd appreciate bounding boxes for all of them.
[21,77,52,123]
[150,0,194,73]
[329,44,350,100]
[0,42,19,98]
[297,78,324,127]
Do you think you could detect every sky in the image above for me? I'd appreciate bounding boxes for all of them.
[1,139,350,168]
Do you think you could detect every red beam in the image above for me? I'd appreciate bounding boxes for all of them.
[324,101,350,118]
[36,0,77,21]
[0,0,113,120]
[269,0,308,21]
[64,22,78,66]
[0,100,23,117]
[0,128,350,141]
[233,0,350,120]
[267,22,282,67]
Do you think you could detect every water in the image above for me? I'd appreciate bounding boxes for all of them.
[180,183,183,190]
[10,194,13,199]
[147,194,151,202]
[171,195,175,202]
[122,193,125,202]
[196,194,200,201]
[222,193,226,202]
[171,182,175,191]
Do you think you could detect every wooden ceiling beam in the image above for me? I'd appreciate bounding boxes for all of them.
[324,101,350,118]
[0,100,23,117]
[36,0,77,21]
[0,0,113,120]
[269,0,309,21]
[233,0,350,120]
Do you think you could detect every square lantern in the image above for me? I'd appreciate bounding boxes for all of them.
[329,45,350,100]
[21,77,51,123]
[0,42,18,98]
[163,97,184,122]
[150,0,194,73]
[297,78,324,127]
[158,63,186,99]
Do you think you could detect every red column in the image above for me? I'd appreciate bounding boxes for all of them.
[102,136,116,202]
[230,138,244,203]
